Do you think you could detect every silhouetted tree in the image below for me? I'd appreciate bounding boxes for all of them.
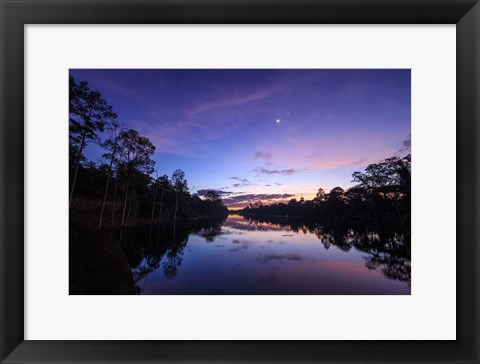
[352,154,411,225]
[204,191,222,203]
[240,155,411,227]
[156,175,171,220]
[69,76,117,207]
[314,188,326,204]
[171,169,188,221]
[98,121,121,229]
[115,129,155,227]
[203,191,228,215]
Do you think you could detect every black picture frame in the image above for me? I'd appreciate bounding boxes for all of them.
[1,0,479,363]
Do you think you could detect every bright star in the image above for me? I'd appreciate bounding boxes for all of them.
[276,119,281,123]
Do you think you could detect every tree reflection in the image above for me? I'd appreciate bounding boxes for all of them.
[119,213,409,293]
[162,226,188,279]
[241,215,411,284]
[120,215,227,290]
[196,217,225,242]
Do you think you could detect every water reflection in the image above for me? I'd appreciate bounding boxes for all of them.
[121,214,410,294]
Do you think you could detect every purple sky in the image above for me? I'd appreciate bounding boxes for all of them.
[70,69,411,209]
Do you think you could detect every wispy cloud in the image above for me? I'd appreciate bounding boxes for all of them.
[254,152,272,160]
[256,128,403,172]
[300,157,377,170]
[230,176,255,188]
[223,193,294,208]
[230,176,250,183]
[188,86,282,117]
[255,167,299,176]
[232,183,251,188]
[398,134,411,154]
[196,189,234,196]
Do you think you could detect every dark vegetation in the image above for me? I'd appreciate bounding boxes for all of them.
[69,77,227,293]
[239,154,411,231]
[69,76,228,226]
[122,216,227,286]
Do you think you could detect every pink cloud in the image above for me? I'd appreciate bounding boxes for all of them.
[188,86,282,117]
[255,129,401,172]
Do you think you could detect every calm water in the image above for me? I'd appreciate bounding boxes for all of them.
[124,214,410,295]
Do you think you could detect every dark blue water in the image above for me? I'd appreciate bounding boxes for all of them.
[126,214,410,295]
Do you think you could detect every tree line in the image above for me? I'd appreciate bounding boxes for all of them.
[240,154,411,229]
[69,76,228,230]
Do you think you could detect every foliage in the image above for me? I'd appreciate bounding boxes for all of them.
[69,76,117,163]
[69,78,228,227]
[241,155,411,229]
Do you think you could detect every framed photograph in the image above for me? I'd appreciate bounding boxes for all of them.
[1,0,478,363]
[67,68,412,296]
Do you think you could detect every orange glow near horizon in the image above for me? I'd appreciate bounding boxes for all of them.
[225,192,316,210]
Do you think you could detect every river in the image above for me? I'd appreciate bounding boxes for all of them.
[124,214,410,294]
